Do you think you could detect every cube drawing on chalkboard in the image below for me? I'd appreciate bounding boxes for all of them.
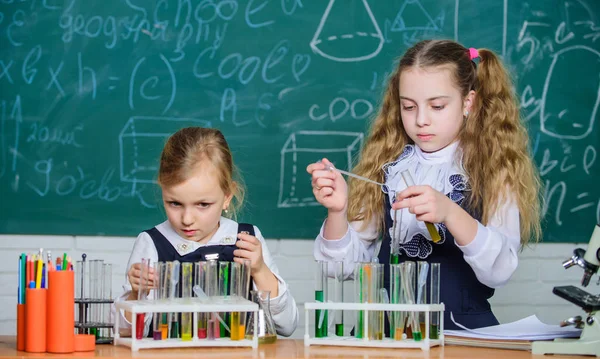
[119,116,211,184]
[278,131,363,208]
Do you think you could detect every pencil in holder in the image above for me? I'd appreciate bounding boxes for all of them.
[25,288,47,353]
[17,304,25,351]
[47,270,75,353]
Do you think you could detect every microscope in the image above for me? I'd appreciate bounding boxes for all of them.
[532,224,600,356]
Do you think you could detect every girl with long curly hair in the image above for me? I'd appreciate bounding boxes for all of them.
[307,40,541,330]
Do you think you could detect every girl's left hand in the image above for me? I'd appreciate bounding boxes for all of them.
[233,233,266,275]
[392,185,455,223]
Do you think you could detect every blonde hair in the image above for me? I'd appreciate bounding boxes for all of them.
[158,127,245,218]
[349,40,542,246]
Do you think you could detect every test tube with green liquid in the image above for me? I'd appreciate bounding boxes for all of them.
[315,260,328,338]
[354,263,364,339]
[181,262,193,341]
[334,261,344,336]
[416,261,429,337]
[218,261,230,338]
[390,263,404,340]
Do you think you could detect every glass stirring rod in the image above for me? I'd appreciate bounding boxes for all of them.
[322,163,385,187]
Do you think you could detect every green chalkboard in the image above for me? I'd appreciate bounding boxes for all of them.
[0,0,598,242]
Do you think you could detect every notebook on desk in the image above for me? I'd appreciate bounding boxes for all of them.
[444,314,582,350]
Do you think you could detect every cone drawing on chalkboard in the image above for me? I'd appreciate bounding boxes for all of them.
[310,0,384,62]
[390,0,440,32]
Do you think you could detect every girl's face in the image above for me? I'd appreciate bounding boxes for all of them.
[161,162,232,243]
[399,66,474,153]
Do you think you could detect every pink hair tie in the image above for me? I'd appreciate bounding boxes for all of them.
[469,47,479,60]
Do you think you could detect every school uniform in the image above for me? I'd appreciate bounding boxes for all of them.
[113,217,299,337]
[314,142,521,330]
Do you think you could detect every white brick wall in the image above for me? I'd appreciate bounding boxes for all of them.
[0,235,593,338]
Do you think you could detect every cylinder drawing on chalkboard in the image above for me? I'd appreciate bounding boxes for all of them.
[310,0,384,62]
[118,116,211,184]
[540,46,600,140]
[278,131,363,208]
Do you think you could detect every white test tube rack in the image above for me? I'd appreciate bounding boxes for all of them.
[304,302,444,350]
[114,296,259,351]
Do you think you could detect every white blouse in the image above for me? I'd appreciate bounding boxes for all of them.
[314,142,521,288]
[112,218,299,337]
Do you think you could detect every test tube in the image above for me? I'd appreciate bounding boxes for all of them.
[135,259,148,339]
[89,259,103,337]
[334,261,344,336]
[430,263,440,339]
[152,262,164,340]
[159,262,169,339]
[102,263,112,340]
[400,170,441,243]
[206,260,218,340]
[401,261,420,341]
[168,261,181,339]
[219,261,230,338]
[367,263,383,340]
[354,262,364,339]
[390,263,404,340]
[180,262,193,341]
[230,261,248,340]
[75,258,88,334]
[315,260,328,338]
[416,261,429,336]
[195,261,207,339]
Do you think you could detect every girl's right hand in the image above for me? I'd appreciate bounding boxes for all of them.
[127,263,156,296]
[306,158,348,214]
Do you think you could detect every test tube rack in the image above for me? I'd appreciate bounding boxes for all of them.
[74,298,114,344]
[114,296,259,351]
[304,302,444,351]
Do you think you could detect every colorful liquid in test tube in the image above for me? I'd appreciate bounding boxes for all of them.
[195,261,207,339]
[152,262,164,340]
[334,261,344,336]
[430,263,440,339]
[135,259,148,339]
[315,261,328,338]
[181,262,193,341]
[400,170,441,243]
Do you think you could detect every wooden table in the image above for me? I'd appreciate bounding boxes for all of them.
[0,336,589,359]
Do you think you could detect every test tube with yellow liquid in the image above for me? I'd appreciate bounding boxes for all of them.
[181,262,193,341]
[400,170,441,243]
[230,260,250,340]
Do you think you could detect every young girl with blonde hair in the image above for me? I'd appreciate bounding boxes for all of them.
[308,39,541,329]
[115,127,298,337]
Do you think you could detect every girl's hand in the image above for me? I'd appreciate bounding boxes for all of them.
[234,233,267,275]
[127,263,156,296]
[392,185,456,223]
[306,158,348,214]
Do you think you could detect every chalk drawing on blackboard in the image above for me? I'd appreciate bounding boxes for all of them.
[540,45,600,140]
[390,0,440,32]
[278,131,363,208]
[310,0,384,62]
[119,116,211,184]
